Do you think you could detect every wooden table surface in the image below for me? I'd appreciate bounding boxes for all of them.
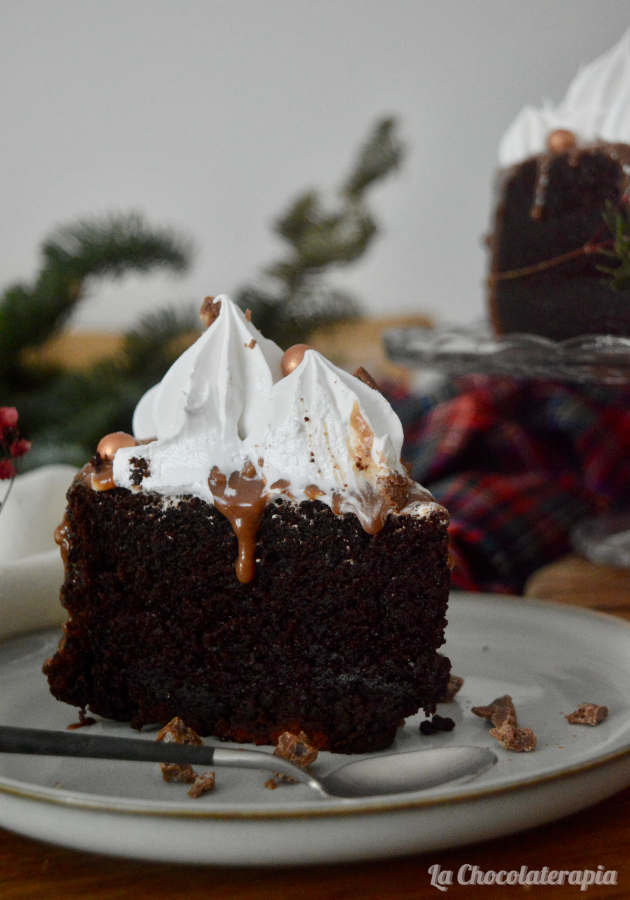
[1,560,629,900]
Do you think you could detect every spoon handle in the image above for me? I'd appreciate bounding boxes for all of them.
[0,725,323,792]
[0,725,218,766]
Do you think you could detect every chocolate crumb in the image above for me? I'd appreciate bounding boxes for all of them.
[161,763,197,784]
[565,703,608,726]
[376,470,410,512]
[420,714,456,735]
[441,675,465,703]
[247,339,256,349]
[245,308,252,322]
[200,296,222,327]
[472,694,518,728]
[352,366,381,392]
[188,771,216,798]
[273,731,318,769]
[264,777,277,790]
[157,717,203,746]
[433,714,455,731]
[157,717,203,783]
[274,772,298,784]
[489,724,537,752]
[472,695,536,752]
[129,456,151,486]
[90,451,104,473]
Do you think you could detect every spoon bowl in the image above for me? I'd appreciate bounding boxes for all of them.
[0,725,497,800]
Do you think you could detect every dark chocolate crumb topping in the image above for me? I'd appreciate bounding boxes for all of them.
[129,457,151,486]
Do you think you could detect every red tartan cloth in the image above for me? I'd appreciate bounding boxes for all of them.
[388,377,630,594]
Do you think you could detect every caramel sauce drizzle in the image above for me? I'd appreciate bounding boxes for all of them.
[54,515,70,568]
[91,459,115,491]
[209,463,268,584]
[348,401,374,473]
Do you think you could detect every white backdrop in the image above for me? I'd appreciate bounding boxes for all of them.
[1,1,629,331]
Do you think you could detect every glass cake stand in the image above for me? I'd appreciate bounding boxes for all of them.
[384,319,630,568]
[383,320,630,386]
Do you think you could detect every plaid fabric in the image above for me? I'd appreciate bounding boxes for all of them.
[388,377,630,594]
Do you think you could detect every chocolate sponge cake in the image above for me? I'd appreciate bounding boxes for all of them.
[44,295,451,753]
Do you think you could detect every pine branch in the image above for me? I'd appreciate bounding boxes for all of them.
[18,304,201,468]
[597,201,630,290]
[236,117,404,347]
[342,117,404,198]
[1,214,194,467]
[123,305,201,389]
[0,213,192,371]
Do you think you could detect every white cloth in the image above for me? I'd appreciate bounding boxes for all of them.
[0,465,77,642]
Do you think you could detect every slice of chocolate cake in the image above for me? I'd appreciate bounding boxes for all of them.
[488,138,630,340]
[488,30,630,341]
[44,296,451,753]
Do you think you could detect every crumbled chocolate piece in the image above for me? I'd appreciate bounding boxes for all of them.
[90,451,104,473]
[157,717,203,745]
[161,763,197,784]
[441,675,465,703]
[472,695,536,752]
[352,366,381,392]
[199,296,222,327]
[433,714,456,731]
[245,308,252,322]
[273,731,318,769]
[472,694,518,728]
[419,714,456,736]
[565,703,609,726]
[247,339,256,349]
[129,456,151,486]
[188,771,216,798]
[264,777,277,790]
[489,724,537,752]
[376,470,410,512]
[157,717,203,783]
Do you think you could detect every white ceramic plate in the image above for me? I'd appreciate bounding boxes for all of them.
[0,593,629,866]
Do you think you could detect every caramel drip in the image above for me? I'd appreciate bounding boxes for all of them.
[270,478,290,491]
[405,480,436,506]
[209,463,268,584]
[531,153,552,220]
[304,484,324,500]
[75,463,93,487]
[91,459,115,491]
[54,515,70,568]
[331,471,413,536]
[349,401,374,473]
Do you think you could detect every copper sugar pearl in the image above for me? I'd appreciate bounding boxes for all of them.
[281,344,314,376]
[97,432,138,460]
[546,129,577,154]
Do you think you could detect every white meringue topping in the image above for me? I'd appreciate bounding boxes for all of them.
[499,29,630,167]
[113,296,430,525]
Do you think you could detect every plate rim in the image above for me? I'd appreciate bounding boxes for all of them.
[1,593,629,821]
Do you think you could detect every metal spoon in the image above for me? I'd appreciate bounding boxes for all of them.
[0,725,496,799]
